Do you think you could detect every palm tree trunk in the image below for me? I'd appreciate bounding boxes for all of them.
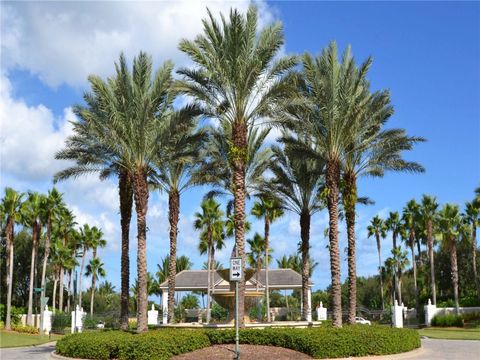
[66,270,71,314]
[472,222,480,299]
[52,276,58,314]
[27,222,39,326]
[167,189,179,324]
[211,244,216,296]
[40,216,52,332]
[344,173,357,324]
[300,211,311,321]
[232,120,247,327]
[264,216,271,322]
[450,236,459,313]
[119,171,133,331]
[376,233,385,311]
[133,169,149,332]
[79,250,87,308]
[59,267,64,312]
[284,290,289,318]
[397,270,402,305]
[90,274,96,316]
[427,220,436,304]
[206,235,212,323]
[326,159,342,327]
[416,237,422,266]
[5,220,14,330]
[410,231,419,316]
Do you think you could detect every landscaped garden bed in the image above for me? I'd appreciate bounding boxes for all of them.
[55,326,420,360]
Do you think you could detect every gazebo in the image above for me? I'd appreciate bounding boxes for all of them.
[158,268,313,323]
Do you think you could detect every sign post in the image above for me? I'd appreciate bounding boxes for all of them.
[230,257,242,360]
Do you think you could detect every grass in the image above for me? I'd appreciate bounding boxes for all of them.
[0,330,62,348]
[418,327,480,340]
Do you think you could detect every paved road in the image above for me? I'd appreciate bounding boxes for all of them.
[0,341,55,360]
[0,338,478,359]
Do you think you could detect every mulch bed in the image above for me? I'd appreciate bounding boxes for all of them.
[171,344,313,359]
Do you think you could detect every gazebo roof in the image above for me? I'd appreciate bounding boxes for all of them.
[159,268,312,291]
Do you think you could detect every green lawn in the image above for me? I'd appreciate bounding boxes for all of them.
[418,327,480,340]
[0,331,62,348]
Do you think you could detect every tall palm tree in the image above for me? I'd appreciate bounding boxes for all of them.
[340,86,425,323]
[387,247,409,305]
[85,257,107,316]
[156,255,193,309]
[194,198,225,323]
[246,232,273,288]
[464,201,480,297]
[39,187,64,332]
[420,195,439,304]
[385,211,402,302]
[402,200,421,313]
[55,75,135,330]
[56,207,76,313]
[1,188,24,330]
[151,108,204,324]
[367,215,387,310]
[50,239,76,314]
[22,192,46,326]
[177,6,297,325]
[281,42,378,327]
[269,143,324,321]
[438,204,463,312]
[225,214,251,238]
[251,196,284,322]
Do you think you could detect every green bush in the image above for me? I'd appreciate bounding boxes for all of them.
[56,326,420,359]
[11,324,39,334]
[52,312,71,332]
[0,304,24,325]
[431,314,464,327]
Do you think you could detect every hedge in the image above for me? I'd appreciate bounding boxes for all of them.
[56,326,420,359]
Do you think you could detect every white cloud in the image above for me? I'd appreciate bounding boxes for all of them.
[0,74,74,181]
[1,1,276,88]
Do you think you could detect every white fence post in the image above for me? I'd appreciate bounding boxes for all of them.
[71,305,86,333]
[424,299,437,327]
[43,305,52,333]
[148,304,158,326]
[162,290,168,324]
[316,301,327,321]
[392,300,404,328]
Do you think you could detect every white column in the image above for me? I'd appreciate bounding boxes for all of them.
[307,288,312,322]
[162,289,168,324]
[148,304,159,326]
[424,298,437,327]
[392,300,404,328]
[42,305,52,333]
[71,305,85,333]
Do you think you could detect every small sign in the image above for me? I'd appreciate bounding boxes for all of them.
[41,297,49,307]
[230,257,242,281]
[34,287,43,293]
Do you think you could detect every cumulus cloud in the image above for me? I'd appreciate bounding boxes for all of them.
[0,74,73,181]
[1,1,276,88]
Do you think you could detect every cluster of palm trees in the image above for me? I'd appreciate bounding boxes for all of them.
[0,187,106,330]
[54,5,424,330]
[368,189,480,314]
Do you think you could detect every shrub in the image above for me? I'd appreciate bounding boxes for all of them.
[56,326,420,359]
[0,304,24,325]
[11,324,39,334]
[52,312,71,333]
[431,314,464,327]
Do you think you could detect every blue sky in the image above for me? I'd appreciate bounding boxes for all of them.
[1,1,479,294]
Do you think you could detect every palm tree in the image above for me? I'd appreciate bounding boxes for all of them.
[402,200,421,313]
[50,239,76,314]
[22,192,46,326]
[246,233,273,288]
[225,214,251,238]
[251,196,284,322]
[85,257,107,316]
[281,42,378,327]
[385,211,402,302]
[420,195,439,304]
[387,247,409,305]
[367,215,387,310]
[151,108,204,324]
[340,88,425,323]
[56,207,76,313]
[1,188,24,330]
[464,201,480,297]
[39,188,64,332]
[438,204,463,312]
[177,6,297,325]
[269,143,324,321]
[194,198,225,323]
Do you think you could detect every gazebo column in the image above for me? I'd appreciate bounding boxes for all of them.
[307,287,312,322]
[162,289,168,324]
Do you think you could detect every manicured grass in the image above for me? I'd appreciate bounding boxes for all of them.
[418,327,480,340]
[0,330,62,348]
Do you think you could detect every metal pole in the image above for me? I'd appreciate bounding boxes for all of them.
[235,280,239,360]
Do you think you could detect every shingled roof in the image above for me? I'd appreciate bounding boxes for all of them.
[159,268,312,291]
